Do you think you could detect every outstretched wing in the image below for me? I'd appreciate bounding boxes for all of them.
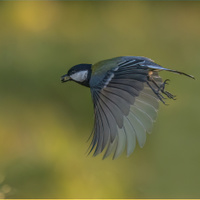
[88,56,191,159]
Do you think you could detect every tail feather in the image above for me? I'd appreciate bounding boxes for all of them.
[165,69,195,79]
[146,64,195,79]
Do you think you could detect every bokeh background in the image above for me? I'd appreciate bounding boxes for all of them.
[0,1,199,199]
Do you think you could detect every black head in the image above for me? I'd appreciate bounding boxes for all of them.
[61,64,92,87]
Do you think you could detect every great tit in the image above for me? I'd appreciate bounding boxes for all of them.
[61,56,194,159]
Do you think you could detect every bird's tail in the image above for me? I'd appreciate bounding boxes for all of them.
[164,69,195,79]
[147,64,195,79]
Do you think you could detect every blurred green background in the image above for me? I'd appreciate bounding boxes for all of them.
[0,1,199,199]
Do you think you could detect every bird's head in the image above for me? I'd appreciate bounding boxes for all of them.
[61,64,92,87]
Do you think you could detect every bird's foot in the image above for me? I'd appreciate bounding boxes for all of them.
[158,79,176,100]
[147,79,176,105]
[147,81,167,104]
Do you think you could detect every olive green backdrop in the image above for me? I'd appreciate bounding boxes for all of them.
[0,1,199,199]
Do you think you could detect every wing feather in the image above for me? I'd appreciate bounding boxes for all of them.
[104,86,134,104]
[134,98,158,121]
[94,91,118,142]
[89,92,102,153]
[114,74,148,82]
[92,93,110,155]
[124,117,137,156]
[110,79,144,91]
[131,105,154,133]
[107,82,140,97]
[99,92,124,128]
[113,127,127,159]
[103,137,117,159]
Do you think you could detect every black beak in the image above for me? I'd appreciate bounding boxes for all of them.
[61,74,70,83]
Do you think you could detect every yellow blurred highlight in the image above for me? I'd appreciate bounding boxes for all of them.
[13,2,57,32]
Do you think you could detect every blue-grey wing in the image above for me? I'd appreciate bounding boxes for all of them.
[89,56,193,159]
[88,57,166,159]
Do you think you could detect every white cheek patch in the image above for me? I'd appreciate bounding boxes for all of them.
[70,70,88,82]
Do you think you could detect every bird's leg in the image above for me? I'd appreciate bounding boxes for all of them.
[156,79,176,100]
[147,81,167,104]
[147,73,176,104]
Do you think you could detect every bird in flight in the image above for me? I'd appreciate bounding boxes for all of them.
[61,56,194,159]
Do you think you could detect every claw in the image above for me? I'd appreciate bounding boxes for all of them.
[164,79,170,84]
[147,81,166,104]
[159,79,169,91]
[147,78,176,105]
[160,79,176,100]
